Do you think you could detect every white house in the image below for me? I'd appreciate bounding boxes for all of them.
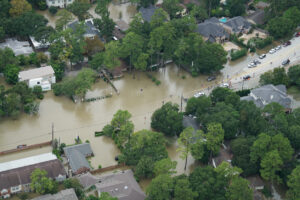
[46,0,74,8]
[18,66,56,91]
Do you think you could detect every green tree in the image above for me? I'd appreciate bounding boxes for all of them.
[67,0,90,21]
[89,52,104,70]
[260,150,283,183]
[283,7,300,27]
[103,41,121,69]
[0,47,18,73]
[185,96,212,116]
[174,177,197,200]
[63,178,84,199]
[120,32,144,72]
[210,87,233,103]
[162,0,182,19]
[84,37,104,58]
[55,9,74,30]
[201,102,239,139]
[94,16,115,41]
[189,166,227,200]
[226,177,253,200]
[215,161,242,180]
[33,26,56,43]
[260,67,289,86]
[177,127,194,171]
[0,0,10,18]
[4,64,20,84]
[0,26,5,41]
[287,125,300,151]
[153,158,177,176]
[151,102,183,137]
[9,0,32,17]
[286,165,300,200]
[99,192,118,200]
[288,65,300,88]
[231,137,259,176]
[120,130,168,166]
[267,17,295,39]
[50,60,65,81]
[146,174,173,200]
[150,8,168,29]
[226,0,245,16]
[30,168,57,194]
[203,123,224,162]
[191,5,208,22]
[135,156,155,179]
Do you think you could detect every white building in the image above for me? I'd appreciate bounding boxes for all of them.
[46,0,74,8]
[18,66,56,91]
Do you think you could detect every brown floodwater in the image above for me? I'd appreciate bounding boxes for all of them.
[0,64,222,172]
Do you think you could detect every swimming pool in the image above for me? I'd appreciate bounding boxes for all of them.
[219,17,227,23]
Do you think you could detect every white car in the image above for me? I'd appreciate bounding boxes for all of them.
[220,83,229,88]
[275,45,281,51]
[194,92,205,98]
[248,62,256,68]
[269,49,276,54]
[259,54,266,59]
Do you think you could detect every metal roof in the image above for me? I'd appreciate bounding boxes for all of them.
[18,66,55,81]
[0,38,34,56]
[0,153,57,173]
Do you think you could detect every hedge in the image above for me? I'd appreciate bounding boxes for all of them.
[230,48,248,61]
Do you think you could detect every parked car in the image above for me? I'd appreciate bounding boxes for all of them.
[259,54,266,59]
[253,59,261,64]
[243,75,251,80]
[194,92,205,98]
[207,76,216,82]
[17,144,27,149]
[282,59,290,66]
[269,49,276,54]
[275,45,281,51]
[295,32,300,37]
[283,41,291,47]
[248,62,256,68]
[220,83,229,88]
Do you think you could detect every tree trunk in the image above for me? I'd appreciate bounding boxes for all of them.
[184,154,188,171]
[210,150,213,164]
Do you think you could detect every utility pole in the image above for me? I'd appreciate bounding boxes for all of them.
[51,123,54,149]
[180,93,183,112]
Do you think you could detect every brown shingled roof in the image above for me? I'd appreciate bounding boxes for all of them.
[0,159,66,191]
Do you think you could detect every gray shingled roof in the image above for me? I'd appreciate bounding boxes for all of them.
[64,143,93,174]
[77,172,101,189]
[240,84,291,109]
[139,5,158,22]
[95,170,146,200]
[196,21,229,40]
[0,159,66,191]
[224,16,251,33]
[31,189,78,200]
[68,20,103,40]
[247,10,265,25]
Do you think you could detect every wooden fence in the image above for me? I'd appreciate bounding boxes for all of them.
[91,163,126,174]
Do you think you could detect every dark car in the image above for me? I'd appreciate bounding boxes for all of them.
[296,32,300,37]
[207,76,216,82]
[282,59,290,66]
[283,41,291,47]
[243,75,251,80]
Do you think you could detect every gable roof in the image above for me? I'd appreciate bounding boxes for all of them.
[18,66,55,81]
[196,21,229,39]
[95,170,146,200]
[247,9,265,25]
[0,159,66,191]
[139,5,158,22]
[241,84,291,109]
[224,16,251,32]
[31,188,78,200]
[68,19,103,40]
[77,172,101,189]
[64,143,93,174]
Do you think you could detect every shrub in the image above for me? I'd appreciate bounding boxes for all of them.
[230,48,247,61]
[33,85,44,99]
[98,165,102,169]
[49,6,58,15]
[37,52,48,64]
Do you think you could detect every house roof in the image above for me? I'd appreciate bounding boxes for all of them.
[31,188,78,200]
[247,9,265,25]
[116,20,129,31]
[0,38,34,56]
[224,16,251,32]
[0,153,57,173]
[77,172,101,189]
[196,21,229,40]
[0,159,66,191]
[256,1,270,9]
[139,5,158,22]
[64,143,93,174]
[18,66,55,81]
[95,170,146,200]
[241,84,291,109]
[68,19,102,39]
